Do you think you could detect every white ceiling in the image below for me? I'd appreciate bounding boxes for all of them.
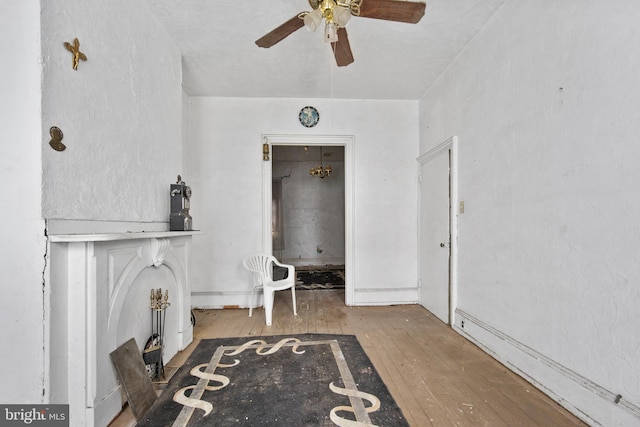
[144,0,506,100]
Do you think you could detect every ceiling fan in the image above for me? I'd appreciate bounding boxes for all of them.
[255,0,426,67]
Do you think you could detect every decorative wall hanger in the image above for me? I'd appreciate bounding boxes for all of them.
[263,143,270,161]
[63,38,87,70]
[49,126,66,151]
[299,106,320,128]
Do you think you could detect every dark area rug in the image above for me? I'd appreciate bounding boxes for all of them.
[296,270,345,290]
[137,334,408,426]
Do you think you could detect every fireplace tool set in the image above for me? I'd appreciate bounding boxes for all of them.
[143,288,170,380]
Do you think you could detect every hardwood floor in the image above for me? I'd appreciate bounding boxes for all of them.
[110,289,587,426]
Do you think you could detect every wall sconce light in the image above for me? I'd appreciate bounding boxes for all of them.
[263,143,270,161]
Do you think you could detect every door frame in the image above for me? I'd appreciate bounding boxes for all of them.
[262,134,355,306]
[417,136,458,325]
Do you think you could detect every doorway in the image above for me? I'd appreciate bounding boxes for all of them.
[418,136,458,325]
[262,134,355,305]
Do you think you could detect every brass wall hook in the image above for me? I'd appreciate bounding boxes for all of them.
[63,38,87,70]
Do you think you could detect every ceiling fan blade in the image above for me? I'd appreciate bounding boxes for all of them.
[331,27,354,67]
[356,0,426,24]
[255,14,305,48]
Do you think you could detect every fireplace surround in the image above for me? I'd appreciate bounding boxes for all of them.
[47,231,199,426]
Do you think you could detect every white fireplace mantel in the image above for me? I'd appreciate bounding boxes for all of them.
[48,230,200,242]
[48,231,200,427]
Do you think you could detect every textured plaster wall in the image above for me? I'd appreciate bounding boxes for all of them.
[187,97,418,307]
[0,1,46,404]
[419,1,640,425]
[273,158,345,266]
[41,0,183,232]
[30,0,183,408]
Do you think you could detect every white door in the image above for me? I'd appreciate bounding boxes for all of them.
[419,149,451,324]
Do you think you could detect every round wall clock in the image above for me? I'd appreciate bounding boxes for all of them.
[299,106,320,128]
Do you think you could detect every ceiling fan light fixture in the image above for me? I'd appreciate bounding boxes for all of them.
[333,5,351,27]
[303,8,323,32]
[324,22,338,43]
[257,0,427,66]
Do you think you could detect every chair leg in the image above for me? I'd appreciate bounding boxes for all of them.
[291,287,297,316]
[249,286,258,318]
[263,288,275,326]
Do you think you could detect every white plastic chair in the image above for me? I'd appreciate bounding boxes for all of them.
[243,254,297,326]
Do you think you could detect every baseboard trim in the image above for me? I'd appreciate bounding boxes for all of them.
[352,287,418,306]
[455,308,640,426]
[191,287,418,309]
[191,291,254,309]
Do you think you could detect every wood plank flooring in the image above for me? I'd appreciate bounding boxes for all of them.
[110,289,587,426]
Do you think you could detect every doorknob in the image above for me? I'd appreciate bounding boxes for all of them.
[440,242,450,248]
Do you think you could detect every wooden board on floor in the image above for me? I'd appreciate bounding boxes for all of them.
[110,338,157,422]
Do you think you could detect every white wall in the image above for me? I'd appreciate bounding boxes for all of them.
[0,0,183,410]
[273,156,345,266]
[41,0,183,234]
[188,98,419,308]
[419,1,640,425]
[0,1,46,404]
